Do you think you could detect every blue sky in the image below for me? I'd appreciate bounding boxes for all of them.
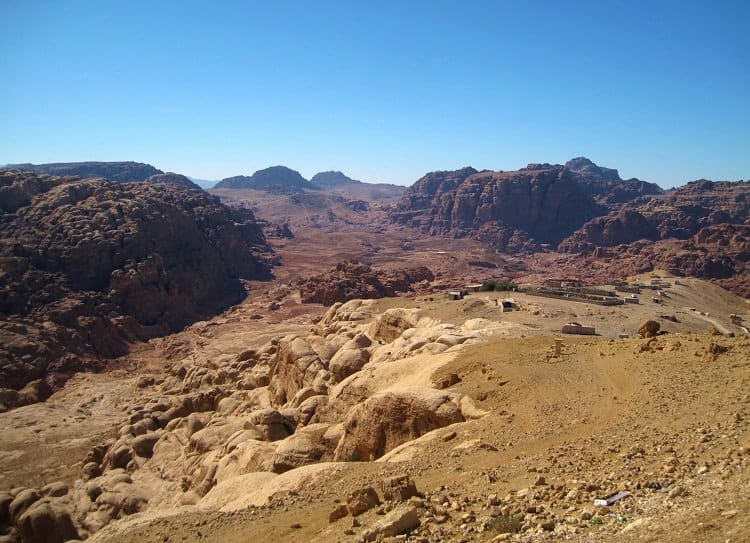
[1,1,748,187]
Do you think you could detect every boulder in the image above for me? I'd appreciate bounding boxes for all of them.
[39,482,68,498]
[360,505,420,541]
[368,308,422,343]
[271,424,332,473]
[638,320,661,338]
[334,387,465,461]
[268,336,328,405]
[8,488,40,524]
[189,420,244,453]
[215,439,277,482]
[131,431,164,458]
[16,501,79,543]
[381,475,419,501]
[346,486,380,516]
[328,348,370,383]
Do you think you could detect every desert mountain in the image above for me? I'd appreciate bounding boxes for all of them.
[391,164,605,252]
[0,273,747,543]
[0,169,272,404]
[7,161,163,182]
[214,166,314,192]
[309,170,359,187]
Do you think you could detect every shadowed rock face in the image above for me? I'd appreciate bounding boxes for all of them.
[0,169,272,395]
[7,161,163,182]
[392,165,604,252]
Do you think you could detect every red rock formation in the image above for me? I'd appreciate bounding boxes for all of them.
[297,261,434,306]
[392,165,604,252]
[0,170,272,399]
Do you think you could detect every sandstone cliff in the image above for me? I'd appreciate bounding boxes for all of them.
[391,165,604,252]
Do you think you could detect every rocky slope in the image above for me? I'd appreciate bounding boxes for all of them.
[0,276,747,543]
[8,162,163,182]
[0,170,272,404]
[214,166,314,192]
[392,164,605,252]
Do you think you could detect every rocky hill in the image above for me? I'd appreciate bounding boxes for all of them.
[392,164,605,252]
[0,169,272,404]
[8,161,163,182]
[214,166,314,192]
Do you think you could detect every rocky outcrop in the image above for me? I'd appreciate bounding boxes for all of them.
[392,165,604,252]
[297,260,434,306]
[333,388,465,461]
[0,170,272,397]
[214,166,314,192]
[8,161,162,182]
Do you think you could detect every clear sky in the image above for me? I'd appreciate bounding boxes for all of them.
[1,1,748,187]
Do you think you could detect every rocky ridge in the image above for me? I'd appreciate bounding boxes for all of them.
[309,171,361,187]
[7,162,163,183]
[143,173,203,191]
[0,170,272,404]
